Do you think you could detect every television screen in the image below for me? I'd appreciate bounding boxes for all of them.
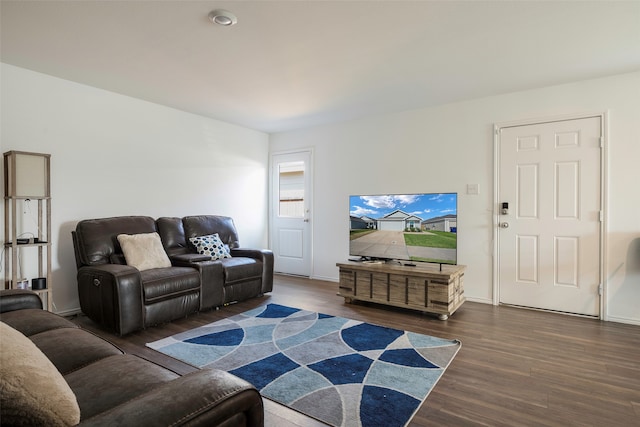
[349,193,458,265]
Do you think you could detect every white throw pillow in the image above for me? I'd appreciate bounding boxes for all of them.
[189,233,232,260]
[0,321,81,426]
[117,232,171,271]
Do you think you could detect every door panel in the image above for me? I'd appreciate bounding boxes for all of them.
[518,163,538,218]
[270,151,312,276]
[498,116,601,316]
[516,235,538,283]
[278,228,303,258]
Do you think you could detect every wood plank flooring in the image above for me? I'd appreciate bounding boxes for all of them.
[72,274,640,426]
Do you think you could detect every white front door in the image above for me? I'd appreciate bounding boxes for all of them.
[270,150,312,276]
[497,116,603,316]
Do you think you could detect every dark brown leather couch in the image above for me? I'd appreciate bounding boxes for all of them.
[72,215,273,335]
[0,289,264,426]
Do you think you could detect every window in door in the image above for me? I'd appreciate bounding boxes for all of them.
[278,161,305,218]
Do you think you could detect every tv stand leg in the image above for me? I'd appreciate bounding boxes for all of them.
[438,314,449,321]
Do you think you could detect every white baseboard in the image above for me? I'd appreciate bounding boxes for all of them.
[56,307,82,317]
[464,296,493,305]
[605,315,640,326]
[472,298,640,325]
[311,275,338,283]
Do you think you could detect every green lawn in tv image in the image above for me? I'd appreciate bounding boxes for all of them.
[349,193,457,264]
[404,230,456,249]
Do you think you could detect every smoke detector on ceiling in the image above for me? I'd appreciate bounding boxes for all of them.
[208,9,237,27]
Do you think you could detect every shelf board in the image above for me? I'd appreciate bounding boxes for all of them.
[4,196,51,200]
[4,242,50,247]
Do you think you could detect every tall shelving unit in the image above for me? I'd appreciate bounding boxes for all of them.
[3,151,53,311]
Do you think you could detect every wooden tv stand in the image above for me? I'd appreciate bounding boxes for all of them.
[336,261,466,320]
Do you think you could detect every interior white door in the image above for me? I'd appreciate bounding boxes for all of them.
[498,116,602,316]
[270,151,312,276]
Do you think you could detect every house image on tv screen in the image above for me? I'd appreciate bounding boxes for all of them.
[422,214,457,233]
[349,215,378,230]
[376,210,423,231]
[351,210,425,231]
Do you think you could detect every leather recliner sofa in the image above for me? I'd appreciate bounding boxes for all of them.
[0,289,264,426]
[72,215,273,335]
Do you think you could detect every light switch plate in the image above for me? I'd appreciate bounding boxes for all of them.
[467,183,479,195]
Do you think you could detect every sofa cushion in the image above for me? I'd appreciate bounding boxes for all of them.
[189,233,232,260]
[157,216,189,256]
[30,328,124,375]
[117,232,172,271]
[0,322,81,427]
[183,215,241,249]
[141,267,201,303]
[74,216,158,266]
[0,308,78,337]
[221,257,263,284]
[145,293,201,327]
[65,354,180,420]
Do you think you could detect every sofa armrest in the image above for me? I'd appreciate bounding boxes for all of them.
[168,255,225,309]
[79,369,264,427]
[169,253,212,264]
[192,260,225,310]
[0,289,43,313]
[77,264,143,335]
[230,248,274,294]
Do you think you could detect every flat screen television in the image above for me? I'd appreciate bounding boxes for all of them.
[349,193,458,265]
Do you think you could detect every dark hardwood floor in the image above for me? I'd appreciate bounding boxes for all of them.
[72,275,640,426]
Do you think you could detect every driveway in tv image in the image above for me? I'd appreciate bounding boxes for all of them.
[350,230,456,262]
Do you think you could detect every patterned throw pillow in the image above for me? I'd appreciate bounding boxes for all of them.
[189,234,231,260]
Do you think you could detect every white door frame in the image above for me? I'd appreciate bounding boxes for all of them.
[493,112,608,320]
[269,148,314,277]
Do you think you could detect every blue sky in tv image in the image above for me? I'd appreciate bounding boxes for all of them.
[349,193,457,221]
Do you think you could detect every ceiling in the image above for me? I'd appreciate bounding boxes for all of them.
[2,1,639,133]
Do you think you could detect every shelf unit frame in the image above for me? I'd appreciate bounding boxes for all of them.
[3,150,53,311]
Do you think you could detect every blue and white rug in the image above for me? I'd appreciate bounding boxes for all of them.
[147,304,460,427]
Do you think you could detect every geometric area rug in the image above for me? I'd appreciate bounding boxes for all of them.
[147,304,461,427]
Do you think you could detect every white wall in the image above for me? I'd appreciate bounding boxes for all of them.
[1,64,270,314]
[270,71,640,325]
[2,64,638,324]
